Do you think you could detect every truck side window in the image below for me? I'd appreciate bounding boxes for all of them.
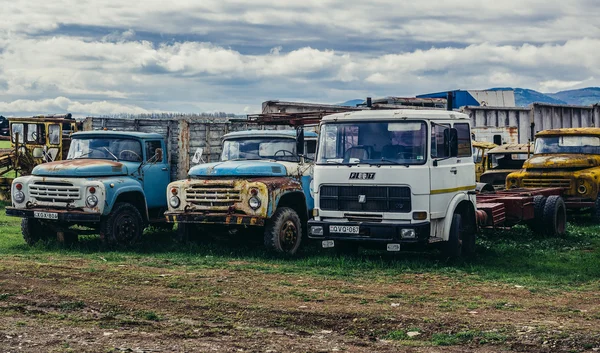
[431,124,450,158]
[48,124,61,145]
[26,124,45,144]
[145,141,163,162]
[455,123,472,157]
[11,123,25,143]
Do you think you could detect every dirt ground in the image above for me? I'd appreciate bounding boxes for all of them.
[0,256,599,353]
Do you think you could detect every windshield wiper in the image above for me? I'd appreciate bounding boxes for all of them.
[103,147,119,161]
[373,158,411,167]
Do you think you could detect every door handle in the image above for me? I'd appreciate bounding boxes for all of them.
[161,167,168,171]
[450,167,457,174]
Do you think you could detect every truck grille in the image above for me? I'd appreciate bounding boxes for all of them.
[185,184,241,208]
[320,185,411,213]
[29,182,81,202]
[523,178,571,188]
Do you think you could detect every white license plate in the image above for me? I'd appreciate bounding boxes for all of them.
[322,240,335,248]
[329,225,359,234]
[33,211,58,220]
[387,243,401,252]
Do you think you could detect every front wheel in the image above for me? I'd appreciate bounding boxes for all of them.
[100,202,144,247]
[264,207,302,255]
[22,218,48,246]
[442,213,463,259]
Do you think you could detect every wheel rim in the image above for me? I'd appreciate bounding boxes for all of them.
[279,220,298,252]
[115,213,139,243]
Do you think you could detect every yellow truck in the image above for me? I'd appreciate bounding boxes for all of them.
[472,141,497,181]
[507,128,600,219]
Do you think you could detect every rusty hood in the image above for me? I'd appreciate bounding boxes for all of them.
[188,160,288,177]
[32,159,129,177]
[524,154,600,170]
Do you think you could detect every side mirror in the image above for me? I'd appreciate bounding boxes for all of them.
[296,128,305,156]
[443,128,459,157]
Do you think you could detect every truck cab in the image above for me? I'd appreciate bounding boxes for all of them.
[6,131,171,246]
[308,109,477,257]
[507,128,600,220]
[165,129,317,255]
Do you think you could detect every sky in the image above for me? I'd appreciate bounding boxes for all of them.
[1,0,599,117]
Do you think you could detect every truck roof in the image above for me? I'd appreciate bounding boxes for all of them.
[321,109,470,122]
[536,127,600,137]
[488,143,532,154]
[73,130,164,139]
[223,130,318,139]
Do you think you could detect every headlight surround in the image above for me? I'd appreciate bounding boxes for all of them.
[13,190,25,203]
[170,196,181,208]
[310,226,323,236]
[86,194,99,208]
[248,197,261,210]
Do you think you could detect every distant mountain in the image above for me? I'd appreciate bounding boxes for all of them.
[488,87,567,106]
[338,99,364,107]
[547,87,600,106]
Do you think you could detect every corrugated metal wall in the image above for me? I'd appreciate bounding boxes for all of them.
[462,104,600,143]
[82,116,265,180]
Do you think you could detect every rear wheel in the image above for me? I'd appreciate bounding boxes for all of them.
[100,202,144,247]
[264,207,302,255]
[22,218,48,246]
[527,195,547,234]
[543,195,566,237]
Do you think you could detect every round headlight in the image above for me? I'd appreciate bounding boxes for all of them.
[170,196,180,208]
[13,191,25,203]
[248,197,261,209]
[86,194,99,208]
[578,184,587,195]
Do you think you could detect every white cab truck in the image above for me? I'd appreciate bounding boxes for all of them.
[307,109,478,257]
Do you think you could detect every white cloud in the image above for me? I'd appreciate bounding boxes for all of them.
[0,1,599,116]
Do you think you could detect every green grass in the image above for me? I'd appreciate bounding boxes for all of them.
[0,140,10,148]
[0,202,599,290]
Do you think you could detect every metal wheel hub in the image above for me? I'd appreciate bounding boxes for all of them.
[280,220,298,250]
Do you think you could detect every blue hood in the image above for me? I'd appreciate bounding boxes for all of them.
[188,160,288,177]
[32,159,130,177]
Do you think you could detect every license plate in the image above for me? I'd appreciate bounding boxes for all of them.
[387,244,401,252]
[322,240,335,248]
[33,211,58,220]
[329,225,359,234]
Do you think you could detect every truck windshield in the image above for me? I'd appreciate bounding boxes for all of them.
[221,137,299,162]
[67,137,143,162]
[535,136,600,155]
[317,121,427,165]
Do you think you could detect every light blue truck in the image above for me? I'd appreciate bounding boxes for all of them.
[165,129,317,255]
[6,131,171,246]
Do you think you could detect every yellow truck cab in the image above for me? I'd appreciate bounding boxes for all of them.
[472,141,497,181]
[507,128,600,218]
[480,143,532,189]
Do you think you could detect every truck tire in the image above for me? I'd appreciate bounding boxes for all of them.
[100,202,144,247]
[442,213,463,259]
[22,218,47,246]
[264,207,302,255]
[461,211,477,257]
[526,195,547,234]
[543,195,566,237]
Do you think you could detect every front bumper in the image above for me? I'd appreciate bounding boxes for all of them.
[5,207,102,222]
[165,212,265,226]
[307,219,430,243]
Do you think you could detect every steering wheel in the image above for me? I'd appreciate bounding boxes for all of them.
[274,150,295,157]
[30,131,38,141]
[119,149,142,161]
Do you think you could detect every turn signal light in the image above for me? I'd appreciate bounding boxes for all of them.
[171,188,178,195]
[89,186,96,194]
[250,188,258,196]
[413,212,428,220]
[15,183,22,191]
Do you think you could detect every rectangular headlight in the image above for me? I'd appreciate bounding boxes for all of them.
[310,226,323,236]
[401,229,416,239]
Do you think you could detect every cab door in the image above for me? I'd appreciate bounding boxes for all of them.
[143,140,170,209]
[453,122,476,191]
[429,123,458,219]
